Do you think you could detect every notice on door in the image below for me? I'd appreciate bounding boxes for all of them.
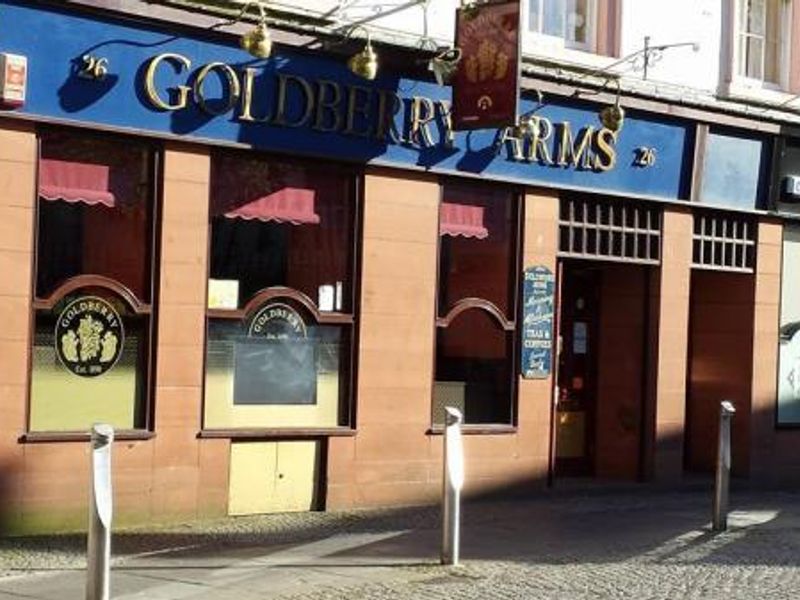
[521,266,555,379]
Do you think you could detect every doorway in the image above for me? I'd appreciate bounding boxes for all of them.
[553,261,650,479]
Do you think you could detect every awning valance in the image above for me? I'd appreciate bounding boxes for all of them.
[38,158,116,207]
[440,202,489,239]
[213,186,321,225]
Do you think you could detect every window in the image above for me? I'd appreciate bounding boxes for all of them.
[735,0,789,86]
[779,224,800,424]
[699,129,768,210]
[528,0,595,51]
[30,130,157,432]
[433,183,521,427]
[203,152,358,430]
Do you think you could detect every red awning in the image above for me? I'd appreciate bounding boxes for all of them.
[38,158,116,207]
[215,187,321,225]
[440,202,489,239]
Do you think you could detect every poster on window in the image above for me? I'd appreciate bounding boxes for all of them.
[234,303,316,405]
[452,0,521,131]
[521,266,555,379]
[779,226,800,423]
[55,296,124,378]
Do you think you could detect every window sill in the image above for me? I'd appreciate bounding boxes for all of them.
[198,427,357,439]
[427,424,517,436]
[719,80,796,109]
[20,430,156,443]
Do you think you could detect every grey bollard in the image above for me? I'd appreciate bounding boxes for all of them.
[441,406,464,566]
[86,424,114,600]
[712,401,735,532]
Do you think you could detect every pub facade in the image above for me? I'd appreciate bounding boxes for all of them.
[0,0,795,533]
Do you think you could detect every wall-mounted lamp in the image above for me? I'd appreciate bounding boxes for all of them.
[598,79,624,132]
[347,26,378,80]
[234,1,272,59]
[513,90,545,137]
[428,47,462,86]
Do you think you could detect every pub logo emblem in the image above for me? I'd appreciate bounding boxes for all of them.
[248,302,307,339]
[55,296,124,377]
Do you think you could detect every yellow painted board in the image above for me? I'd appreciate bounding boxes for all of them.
[228,441,278,516]
[228,441,318,515]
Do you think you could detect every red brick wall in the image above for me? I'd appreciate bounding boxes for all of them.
[595,265,647,479]
[326,177,556,508]
[686,271,754,476]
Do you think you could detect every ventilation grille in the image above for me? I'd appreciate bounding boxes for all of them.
[692,212,756,273]
[558,198,662,264]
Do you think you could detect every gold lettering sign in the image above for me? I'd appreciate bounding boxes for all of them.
[138,53,621,173]
[143,53,192,111]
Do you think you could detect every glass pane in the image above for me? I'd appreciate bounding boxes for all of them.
[434,309,513,425]
[29,293,147,431]
[700,131,764,209]
[566,0,588,44]
[204,312,348,428]
[745,35,765,80]
[36,133,152,301]
[210,154,354,311]
[528,0,542,32]
[439,184,516,318]
[542,0,565,37]
[746,0,767,36]
[779,225,800,423]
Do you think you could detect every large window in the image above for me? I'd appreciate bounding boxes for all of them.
[433,183,521,427]
[203,153,358,430]
[30,130,157,432]
[528,0,595,51]
[779,224,800,424]
[736,0,789,86]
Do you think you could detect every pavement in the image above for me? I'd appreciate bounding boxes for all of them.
[1,485,800,599]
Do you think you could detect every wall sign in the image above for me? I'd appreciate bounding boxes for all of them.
[0,0,691,200]
[55,296,124,377]
[521,266,555,379]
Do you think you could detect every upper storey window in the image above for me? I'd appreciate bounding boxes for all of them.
[735,0,789,87]
[528,0,595,51]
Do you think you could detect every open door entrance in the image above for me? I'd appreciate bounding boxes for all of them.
[554,265,600,476]
[553,261,650,480]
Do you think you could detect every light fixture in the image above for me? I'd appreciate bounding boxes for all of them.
[347,26,378,80]
[513,90,545,137]
[428,47,462,86]
[598,79,624,133]
[234,1,272,59]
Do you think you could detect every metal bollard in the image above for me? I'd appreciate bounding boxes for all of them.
[86,424,114,600]
[441,406,464,566]
[712,401,736,532]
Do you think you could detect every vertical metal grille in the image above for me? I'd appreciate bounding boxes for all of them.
[692,211,756,273]
[558,197,662,264]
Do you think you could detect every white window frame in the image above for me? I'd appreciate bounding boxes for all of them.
[524,0,598,54]
[732,0,791,91]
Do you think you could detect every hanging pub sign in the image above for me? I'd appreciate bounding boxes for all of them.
[55,296,124,378]
[452,0,521,131]
[521,266,555,379]
[236,302,316,406]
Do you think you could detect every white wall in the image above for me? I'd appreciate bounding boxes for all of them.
[619,0,721,91]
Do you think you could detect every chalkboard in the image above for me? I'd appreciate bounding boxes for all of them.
[233,338,316,405]
[521,266,555,379]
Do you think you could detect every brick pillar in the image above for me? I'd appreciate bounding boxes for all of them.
[648,207,692,482]
[327,167,439,509]
[749,219,782,481]
[152,143,216,520]
[0,122,36,532]
[516,189,559,486]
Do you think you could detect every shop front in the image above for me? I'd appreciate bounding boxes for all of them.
[0,0,787,533]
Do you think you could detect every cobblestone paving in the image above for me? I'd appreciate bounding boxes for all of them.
[2,489,800,599]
